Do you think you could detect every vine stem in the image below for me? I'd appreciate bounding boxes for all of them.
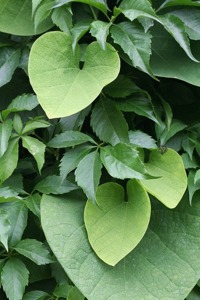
[90,6,98,20]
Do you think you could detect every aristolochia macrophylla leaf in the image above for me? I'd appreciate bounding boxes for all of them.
[28,31,120,118]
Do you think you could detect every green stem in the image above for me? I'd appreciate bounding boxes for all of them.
[90,6,98,20]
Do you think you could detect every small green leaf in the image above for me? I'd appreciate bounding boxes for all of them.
[48,131,96,148]
[90,21,111,50]
[53,0,109,14]
[0,47,21,87]
[160,14,198,62]
[53,283,72,298]
[71,20,91,51]
[91,98,129,145]
[157,0,200,11]
[100,143,150,180]
[181,152,199,169]
[60,144,92,181]
[84,180,151,266]
[0,209,10,251]
[1,258,29,300]
[23,290,49,300]
[51,6,72,34]
[75,151,102,202]
[111,22,154,77]
[13,114,23,135]
[29,32,120,118]
[0,138,19,184]
[128,130,157,149]
[34,175,78,194]
[0,187,21,203]
[33,0,54,31]
[188,170,200,204]
[22,118,50,134]
[158,119,187,145]
[24,193,41,218]
[104,75,139,98]
[116,94,159,123]
[14,239,54,265]
[140,148,187,208]
[2,94,39,121]
[119,0,158,21]
[0,119,12,157]
[22,136,46,174]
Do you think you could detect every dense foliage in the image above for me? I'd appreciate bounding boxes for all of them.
[1,0,200,299]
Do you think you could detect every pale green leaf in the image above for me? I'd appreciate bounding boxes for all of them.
[22,136,46,174]
[14,239,54,265]
[2,94,39,121]
[34,175,78,194]
[110,22,154,77]
[84,180,150,266]
[71,20,91,51]
[48,131,96,148]
[0,47,21,87]
[128,130,157,149]
[1,258,29,300]
[41,191,200,300]
[90,98,129,145]
[100,143,150,180]
[0,138,19,184]
[0,187,21,203]
[0,0,53,35]
[33,0,54,31]
[0,209,10,251]
[150,23,200,86]
[116,95,158,123]
[119,0,158,21]
[51,6,72,34]
[140,148,187,208]
[22,119,50,134]
[90,21,111,50]
[60,145,92,180]
[160,14,198,62]
[28,32,120,118]
[75,151,102,202]
[0,119,12,157]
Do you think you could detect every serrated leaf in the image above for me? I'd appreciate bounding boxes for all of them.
[1,258,29,300]
[51,6,72,34]
[22,119,50,134]
[100,143,150,180]
[158,119,187,145]
[157,0,200,11]
[0,47,21,87]
[0,187,21,203]
[128,130,157,149]
[0,138,19,184]
[90,21,111,50]
[84,180,151,266]
[68,286,85,300]
[25,194,41,218]
[75,151,102,202]
[71,20,91,51]
[0,119,12,157]
[0,0,53,35]
[22,136,46,174]
[119,0,158,21]
[48,131,96,148]
[181,152,199,169]
[140,148,187,208]
[111,22,154,77]
[91,98,129,145]
[14,239,54,265]
[160,14,198,62]
[116,94,159,123]
[53,283,72,298]
[60,144,92,180]
[2,94,39,121]
[33,0,54,31]
[41,190,200,299]
[188,170,200,204]
[0,209,10,251]
[103,75,139,98]
[23,290,49,300]
[34,175,78,194]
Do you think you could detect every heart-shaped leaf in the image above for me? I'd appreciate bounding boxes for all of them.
[28,31,120,118]
[84,180,151,266]
[41,191,200,300]
[140,148,187,208]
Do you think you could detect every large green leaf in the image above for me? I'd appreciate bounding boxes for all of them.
[84,180,151,266]
[41,191,200,300]
[100,143,150,180]
[140,148,187,208]
[0,0,53,35]
[28,31,120,118]
[150,23,200,86]
[90,98,129,145]
[75,150,102,203]
[110,22,153,77]
[1,258,29,300]
[0,47,21,87]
